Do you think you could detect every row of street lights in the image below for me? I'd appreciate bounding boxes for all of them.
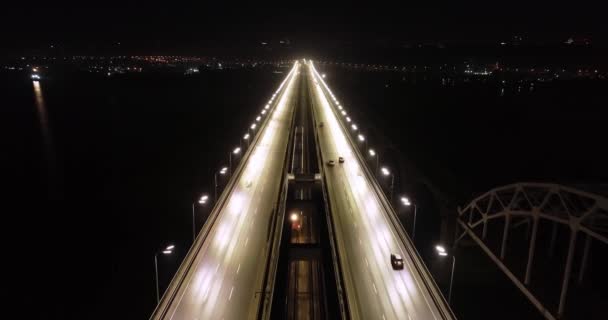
[152,63,299,307]
[313,67,419,241]
[314,65,457,305]
[191,63,299,245]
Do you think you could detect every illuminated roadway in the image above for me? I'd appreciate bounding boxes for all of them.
[151,62,300,320]
[307,62,454,320]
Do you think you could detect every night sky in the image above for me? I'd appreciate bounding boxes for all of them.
[2,3,606,56]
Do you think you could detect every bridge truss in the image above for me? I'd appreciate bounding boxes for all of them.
[455,182,608,319]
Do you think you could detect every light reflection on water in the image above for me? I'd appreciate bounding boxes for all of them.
[33,80,58,193]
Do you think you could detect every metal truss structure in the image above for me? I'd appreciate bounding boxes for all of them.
[455,183,608,319]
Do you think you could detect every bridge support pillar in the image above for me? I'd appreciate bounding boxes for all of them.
[578,234,592,285]
[500,214,511,260]
[558,229,577,318]
[524,215,539,285]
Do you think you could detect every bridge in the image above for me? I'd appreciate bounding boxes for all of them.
[150,60,455,320]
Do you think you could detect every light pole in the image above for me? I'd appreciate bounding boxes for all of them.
[400,196,417,240]
[192,194,209,242]
[154,244,175,303]
[381,167,394,202]
[357,134,367,150]
[369,149,379,176]
[435,245,456,304]
[214,167,228,201]
[228,147,241,176]
[243,133,250,148]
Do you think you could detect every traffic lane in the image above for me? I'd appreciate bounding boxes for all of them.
[310,73,441,318]
[222,74,300,319]
[164,70,299,319]
[318,124,393,319]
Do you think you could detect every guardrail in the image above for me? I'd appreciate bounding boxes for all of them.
[309,63,456,319]
[150,64,299,320]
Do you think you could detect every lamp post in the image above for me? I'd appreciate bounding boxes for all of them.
[381,167,394,202]
[243,133,250,148]
[154,244,175,303]
[369,149,379,176]
[357,134,367,150]
[229,147,241,176]
[400,196,417,240]
[192,194,209,242]
[435,245,456,304]
[214,167,228,201]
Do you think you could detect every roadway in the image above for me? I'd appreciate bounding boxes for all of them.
[151,62,300,320]
[307,62,454,320]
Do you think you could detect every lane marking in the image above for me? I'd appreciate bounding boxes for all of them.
[228,286,234,301]
[372,282,378,295]
[245,237,249,247]
[236,263,241,275]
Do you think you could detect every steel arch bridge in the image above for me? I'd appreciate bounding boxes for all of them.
[455,182,608,319]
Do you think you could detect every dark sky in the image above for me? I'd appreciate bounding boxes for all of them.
[2,2,606,55]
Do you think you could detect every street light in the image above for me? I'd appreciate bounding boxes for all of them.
[229,147,241,176]
[346,117,351,123]
[401,196,418,240]
[381,166,394,201]
[290,213,299,222]
[369,149,380,176]
[435,244,456,305]
[243,133,250,147]
[154,244,174,303]
[351,124,358,131]
[192,194,209,242]
[214,167,228,201]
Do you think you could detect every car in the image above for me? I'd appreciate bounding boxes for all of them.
[338,156,345,163]
[327,160,335,166]
[391,253,404,270]
[319,122,324,128]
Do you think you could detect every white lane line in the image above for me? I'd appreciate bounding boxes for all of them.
[245,237,249,247]
[228,286,234,301]
[236,263,241,275]
[364,258,369,268]
[373,282,378,295]
[382,314,386,320]
[215,263,220,274]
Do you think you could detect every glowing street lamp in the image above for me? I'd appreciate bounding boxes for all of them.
[192,194,210,242]
[369,148,379,175]
[229,147,242,176]
[214,167,228,201]
[435,244,456,304]
[401,196,418,240]
[290,213,299,222]
[243,133,250,147]
[154,244,175,303]
[381,166,394,201]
